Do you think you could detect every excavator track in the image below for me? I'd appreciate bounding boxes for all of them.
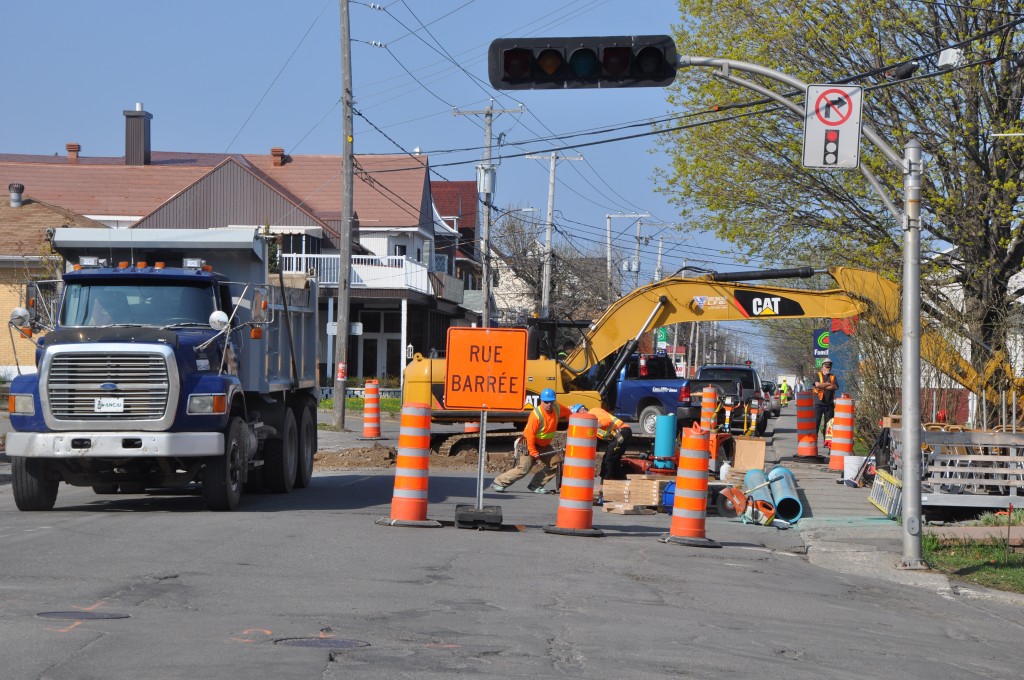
[433,431,521,457]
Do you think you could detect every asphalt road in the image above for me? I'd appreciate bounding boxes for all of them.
[2,409,1024,679]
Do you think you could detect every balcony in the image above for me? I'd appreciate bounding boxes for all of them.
[429,271,464,303]
[280,254,430,294]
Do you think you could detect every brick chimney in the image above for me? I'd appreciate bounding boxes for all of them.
[271,147,285,167]
[123,103,152,166]
[9,183,24,208]
[66,143,81,163]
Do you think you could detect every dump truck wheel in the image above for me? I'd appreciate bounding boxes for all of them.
[12,458,59,511]
[294,402,316,489]
[264,409,298,493]
[203,417,245,511]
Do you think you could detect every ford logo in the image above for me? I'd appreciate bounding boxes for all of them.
[100,383,118,391]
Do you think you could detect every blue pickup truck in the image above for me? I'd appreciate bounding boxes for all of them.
[603,353,700,436]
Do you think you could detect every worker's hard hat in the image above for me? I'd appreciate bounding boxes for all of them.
[540,388,557,402]
[570,403,586,413]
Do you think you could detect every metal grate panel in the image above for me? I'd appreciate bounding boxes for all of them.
[47,352,170,421]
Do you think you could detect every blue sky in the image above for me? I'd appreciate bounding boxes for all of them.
[5,0,751,282]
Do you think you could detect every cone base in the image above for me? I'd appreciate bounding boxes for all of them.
[375,517,442,528]
[543,525,604,537]
[359,436,384,441]
[659,532,721,548]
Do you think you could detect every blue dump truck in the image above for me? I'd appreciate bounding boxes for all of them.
[5,228,319,511]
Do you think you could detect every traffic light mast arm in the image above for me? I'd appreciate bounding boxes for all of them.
[677,55,904,221]
[678,53,927,569]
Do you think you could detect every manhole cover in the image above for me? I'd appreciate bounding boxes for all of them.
[38,611,130,620]
[275,638,370,649]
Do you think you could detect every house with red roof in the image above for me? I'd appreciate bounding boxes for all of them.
[0,106,481,387]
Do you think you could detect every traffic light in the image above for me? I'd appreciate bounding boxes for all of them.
[822,129,840,165]
[488,35,677,90]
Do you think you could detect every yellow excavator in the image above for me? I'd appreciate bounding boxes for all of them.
[403,266,1015,452]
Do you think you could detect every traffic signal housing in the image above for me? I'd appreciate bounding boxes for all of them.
[488,35,677,90]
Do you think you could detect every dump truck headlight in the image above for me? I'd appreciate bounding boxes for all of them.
[187,394,227,414]
[9,394,35,415]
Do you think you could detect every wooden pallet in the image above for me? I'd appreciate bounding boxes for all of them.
[601,502,657,515]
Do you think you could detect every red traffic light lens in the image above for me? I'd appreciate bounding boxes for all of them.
[825,130,839,142]
[569,48,599,78]
[602,46,631,76]
[503,48,532,79]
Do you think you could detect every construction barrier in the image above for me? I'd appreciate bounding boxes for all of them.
[361,379,382,439]
[829,397,854,471]
[767,466,803,523]
[544,413,604,537]
[464,421,481,434]
[376,402,441,528]
[700,386,718,431]
[795,390,818,458]
[660,423,720,548]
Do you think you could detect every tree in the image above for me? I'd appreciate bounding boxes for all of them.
[658,2,1024,403]
[490,210,617,324]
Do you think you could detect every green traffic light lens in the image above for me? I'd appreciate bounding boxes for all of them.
[568,48,599,78]
[537,49,564,76]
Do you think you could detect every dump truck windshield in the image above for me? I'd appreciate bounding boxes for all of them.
[61,282,217,327]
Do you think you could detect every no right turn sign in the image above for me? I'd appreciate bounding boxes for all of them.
[802,84,863,169]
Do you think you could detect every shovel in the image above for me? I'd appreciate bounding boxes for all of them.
[715,479,773,517]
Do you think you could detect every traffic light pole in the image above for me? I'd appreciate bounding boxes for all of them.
[677,55,925,569]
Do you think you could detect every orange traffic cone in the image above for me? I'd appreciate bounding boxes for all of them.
[699,386,718,431]
[796,390,818,458]
[830,397,854,471]
[544,412,604,537]
[464,421,480,434]
[361,380,382,439]
[660,423,720,548]
[376,402,441,528]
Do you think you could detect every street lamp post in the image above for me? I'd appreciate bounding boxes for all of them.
[677,55,925,568]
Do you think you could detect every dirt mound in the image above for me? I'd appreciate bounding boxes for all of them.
[313,446,513,473]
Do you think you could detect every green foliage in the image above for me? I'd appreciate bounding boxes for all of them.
[662,2,1024,420]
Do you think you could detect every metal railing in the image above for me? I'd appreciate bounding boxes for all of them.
[279,254,430,293]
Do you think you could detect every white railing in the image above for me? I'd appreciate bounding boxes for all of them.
[279,254,429,293]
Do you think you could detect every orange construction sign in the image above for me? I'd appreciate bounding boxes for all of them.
[444,327,528,411]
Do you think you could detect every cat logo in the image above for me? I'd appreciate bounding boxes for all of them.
[732,290,805,318]
[751,296,782,316]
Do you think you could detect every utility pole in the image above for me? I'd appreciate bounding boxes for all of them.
[655,236,664,281]
[454,100,522,326]
[526,152,582,318]
[606,213,648,299]
[333,0,354,430]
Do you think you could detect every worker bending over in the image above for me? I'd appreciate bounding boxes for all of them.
[491,388,562,494]
[569,403,632,486]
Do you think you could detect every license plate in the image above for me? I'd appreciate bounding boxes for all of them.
[94,397,124,413]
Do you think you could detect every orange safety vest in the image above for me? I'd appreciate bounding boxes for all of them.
[589,407,624,441]
[525,403,558,455]
[813,372,836,401]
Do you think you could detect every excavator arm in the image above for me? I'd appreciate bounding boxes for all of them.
[563,269,867,376]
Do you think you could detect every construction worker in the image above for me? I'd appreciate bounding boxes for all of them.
[813,360,839,446]
[491,388,561,493]
[779,378,791,406]
[569,403,632,489]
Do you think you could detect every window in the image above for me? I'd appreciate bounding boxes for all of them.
[394,244,407,258]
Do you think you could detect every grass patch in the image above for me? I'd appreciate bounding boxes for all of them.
[318,397,403,415]
[923,524,1024,595]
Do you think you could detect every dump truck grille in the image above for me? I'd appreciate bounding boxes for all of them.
[46,352,170,421]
